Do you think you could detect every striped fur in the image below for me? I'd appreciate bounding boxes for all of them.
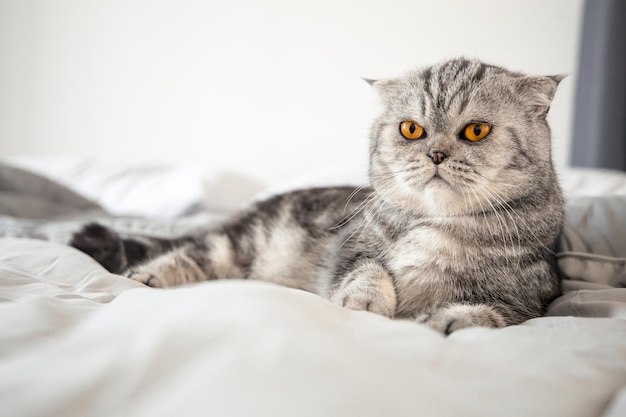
[71,59,564,334]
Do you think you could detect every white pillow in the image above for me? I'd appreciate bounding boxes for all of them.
[559,167,626,196]
[3,156,264,218]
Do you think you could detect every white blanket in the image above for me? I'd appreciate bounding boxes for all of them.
[1,239,625,417]
[1,159,626,417]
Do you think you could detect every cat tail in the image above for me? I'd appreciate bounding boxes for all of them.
[70,222,189,274]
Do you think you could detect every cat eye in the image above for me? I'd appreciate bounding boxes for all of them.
[461,123,491,142]
[399,121,426,140]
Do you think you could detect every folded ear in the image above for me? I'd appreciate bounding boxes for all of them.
[363,77,400,101]
[516,74,566,118]
[363,78,377,86]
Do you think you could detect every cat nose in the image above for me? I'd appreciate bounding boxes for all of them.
[428,150,447,165]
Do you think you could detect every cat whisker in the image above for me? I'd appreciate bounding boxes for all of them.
[468,180,522,274]
[471,175,555,256]
[331,187,376,231]
[336,177,396,249]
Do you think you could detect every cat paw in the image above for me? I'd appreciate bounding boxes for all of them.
[70,223,126,273]
[417,304,506,335]
[331,262,397,319]
[125,270,166,288]
[340,287,396,318]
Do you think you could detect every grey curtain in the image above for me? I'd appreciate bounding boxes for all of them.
[570,0,626,171]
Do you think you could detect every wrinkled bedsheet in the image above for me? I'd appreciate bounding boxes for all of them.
[1,160,625,417]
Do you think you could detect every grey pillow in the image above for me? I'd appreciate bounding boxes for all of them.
[0,163,102,219]
[558,195,626,289]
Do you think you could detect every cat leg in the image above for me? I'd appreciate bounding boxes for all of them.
[417,303,506,335]
[125,244,208,288]
[330,260,397,319]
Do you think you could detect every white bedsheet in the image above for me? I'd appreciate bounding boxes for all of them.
[1,238,625,417]
[2,158,626,417]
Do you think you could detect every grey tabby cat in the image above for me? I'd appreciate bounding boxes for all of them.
[72,58,564,334]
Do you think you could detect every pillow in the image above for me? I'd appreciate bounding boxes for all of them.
[559,168,626,197]
[0,163,102,219]
[558,195,626,289]
[2,156,265,219]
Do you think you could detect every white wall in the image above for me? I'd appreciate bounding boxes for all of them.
[0,0,583,186]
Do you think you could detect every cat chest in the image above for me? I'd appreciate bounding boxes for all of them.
[385,227,468,273]
[384,227,475,315]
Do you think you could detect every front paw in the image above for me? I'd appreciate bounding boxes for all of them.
[340,288,396,318]
[125,269,166,288]
[417,304,506,335]
[331,262,397,318]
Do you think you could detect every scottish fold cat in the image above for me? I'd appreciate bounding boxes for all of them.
[72,58,564,334]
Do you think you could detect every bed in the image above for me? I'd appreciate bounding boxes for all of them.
[1,157,625,417]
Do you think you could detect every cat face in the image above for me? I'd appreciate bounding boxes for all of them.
[368,59,563,217]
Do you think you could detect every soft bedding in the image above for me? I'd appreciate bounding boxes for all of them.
[1,159,625,417]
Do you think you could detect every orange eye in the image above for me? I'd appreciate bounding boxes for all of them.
[462,123,491,142]
[399,121,425,140]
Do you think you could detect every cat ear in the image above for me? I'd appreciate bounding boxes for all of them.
[363,78,377,86]
[364,78,399,100]
[516,74,566,118]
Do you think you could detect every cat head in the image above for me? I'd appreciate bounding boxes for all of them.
[367,58,564,217]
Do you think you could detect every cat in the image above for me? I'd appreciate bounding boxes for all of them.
[71,58,565,334]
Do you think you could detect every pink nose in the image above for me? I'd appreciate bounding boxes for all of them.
[429,150,447,165]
